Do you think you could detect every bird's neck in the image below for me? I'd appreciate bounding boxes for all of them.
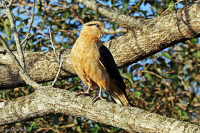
[80,29,102,40]
[78,35,102,48]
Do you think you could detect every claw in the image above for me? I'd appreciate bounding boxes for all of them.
[75,92,92,98]
[92,87,106,104]
[75,86,92,98]
[92,96,106,104]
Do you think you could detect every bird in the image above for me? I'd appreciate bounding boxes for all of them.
[71,21,131,106]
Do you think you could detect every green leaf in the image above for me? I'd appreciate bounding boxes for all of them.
[150,80,155,85]
[76,117,82,126]
[126,72,133,79]
[113,23,118,31]
[4,19,12,40]
[69,87,76,91]
[133,91,141,98]
[151,97,156,105]
[36,11,42,16]
[112,1,116,7]
[157,68,161,74]
[114,127,121,133]
[81,8,87,17]
[161,53,171,59]
[64,12,69,18]
[144,73,152,80]
[94,11,98,18]
[74,77,80,81]
[144,73,154,85]
[53,114,59,128]
[140,84,145,87]
[169,74,177,79]
[43,82,51,86]
[197,50,200,62]
[87,9,93,13]
[182,111,189,119]
[63,44,70,48]
[57,9,63,13]
[119,69,123,74]
[91,123,101,133]
[168,1,175,12]
[190,38,198,44]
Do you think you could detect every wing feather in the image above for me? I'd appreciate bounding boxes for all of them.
[98,45,127,96]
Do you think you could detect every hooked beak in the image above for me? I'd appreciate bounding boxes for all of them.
[103,28,109,34]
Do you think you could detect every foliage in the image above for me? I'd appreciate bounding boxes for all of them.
[0,0,199,132]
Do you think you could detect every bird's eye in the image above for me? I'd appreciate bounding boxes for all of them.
[95,24,100,27]
[88,23,100,28]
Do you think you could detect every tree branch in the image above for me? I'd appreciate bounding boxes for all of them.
[0,87,199,132]
[1,2,200,89]
[4,3,25,69]
[74,0,141,27]
[0,36,40,89]
[23,0,35,51]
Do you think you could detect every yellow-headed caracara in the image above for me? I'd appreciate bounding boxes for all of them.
[71,21,131,106]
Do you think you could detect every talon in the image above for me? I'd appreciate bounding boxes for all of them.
[75,92,92,98]
[75,86,92,98]
[92,96,107,104]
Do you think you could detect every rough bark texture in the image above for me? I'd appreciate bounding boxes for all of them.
[74,0,141,27]
[0,87,199,132]
[0,48,76,89]
[1,2,200,89]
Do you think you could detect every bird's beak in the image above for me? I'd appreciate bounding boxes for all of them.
[103,28,109,34]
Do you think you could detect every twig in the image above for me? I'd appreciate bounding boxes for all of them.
[1,1,40,88]
[7,0,13,8]
[0,33,32,55]
[48,27,63,86]
[161,0,184,16]
[0,35,40,88]
[121,73,135,89]
[69,5,85,24]
[49,27,59,62]
[32,23,49,38]
[51,60,63,87]
[145,58,155,70]
[23,0,35,51]
[21,33,34,46]
[4,3,25,69]
[0,49,17,55]
[138,70,170,86]
[139,70,163,79]
[0,11,5,20]
[0,3,4,7]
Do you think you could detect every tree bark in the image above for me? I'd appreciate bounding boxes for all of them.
[0,87,199,132]
[1,2,200,89]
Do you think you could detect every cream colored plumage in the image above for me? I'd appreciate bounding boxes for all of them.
[71,21,130,106]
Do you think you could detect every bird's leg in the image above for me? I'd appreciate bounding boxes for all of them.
[92,87,106,104]
[75,85,92,98]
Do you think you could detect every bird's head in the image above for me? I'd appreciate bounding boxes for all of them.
[80,21,108,40]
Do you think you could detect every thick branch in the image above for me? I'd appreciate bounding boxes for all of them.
[0,87,199,132]
[74,0,141,27]
[0,36,40,89]
[0,48,75,89]
[103,2,200,66]
[1,3,200,89]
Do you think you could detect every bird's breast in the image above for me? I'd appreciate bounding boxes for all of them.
[71,38,109,89]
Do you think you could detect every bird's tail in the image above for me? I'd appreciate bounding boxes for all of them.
[108,81,131,106]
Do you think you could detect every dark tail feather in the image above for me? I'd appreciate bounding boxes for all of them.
[108,83,131,106]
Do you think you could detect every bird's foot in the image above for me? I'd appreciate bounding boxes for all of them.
[92,96,107,104]
[75,92,92,98]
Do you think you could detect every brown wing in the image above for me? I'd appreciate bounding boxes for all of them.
[98,45,127,97]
